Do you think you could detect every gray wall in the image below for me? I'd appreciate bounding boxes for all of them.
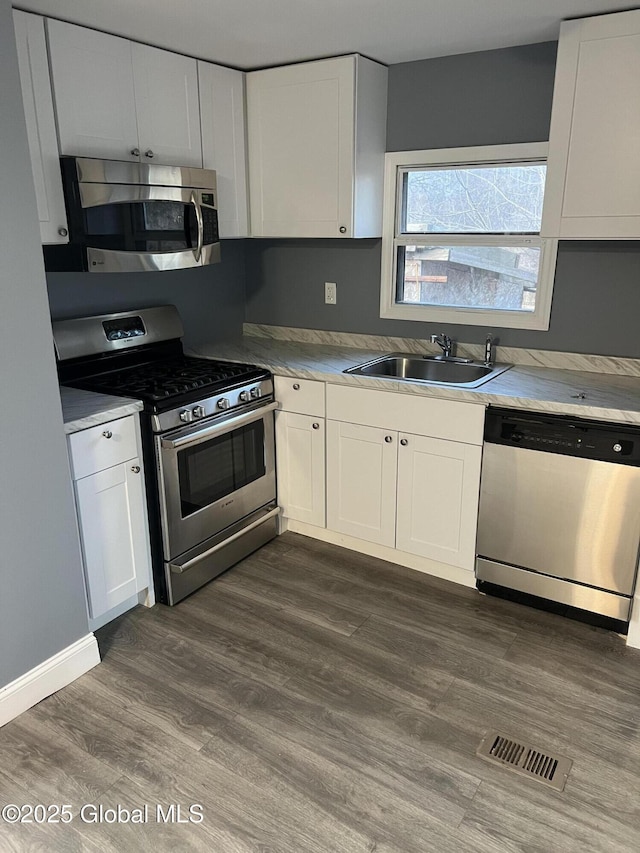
[245,42,640,357]
[0,0,89,688]
[47,240,247,348]
[386,42,557,151]
[245,239,640,357]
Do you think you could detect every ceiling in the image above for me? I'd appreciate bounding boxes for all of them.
[16,0,630,69]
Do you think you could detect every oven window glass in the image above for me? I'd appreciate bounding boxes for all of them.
[177,421,266,517]
[84,201,198,252]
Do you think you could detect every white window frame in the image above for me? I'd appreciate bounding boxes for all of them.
[379,142,558,330]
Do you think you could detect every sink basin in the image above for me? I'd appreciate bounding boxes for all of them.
[344,353,512,388]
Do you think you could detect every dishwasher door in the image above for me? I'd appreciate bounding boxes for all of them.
[477,443,640,597]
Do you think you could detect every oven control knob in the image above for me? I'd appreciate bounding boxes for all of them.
[179,409,193,423]
[250,387,262,400]
[192,406,205,419]
[238,390,250,403]
[217,398,230,410]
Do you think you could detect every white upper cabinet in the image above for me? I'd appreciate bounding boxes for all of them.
[132,43,202,167]
[13,11,68,245]
[542,10,640,239]
[46,19,202,167]
[47,20,139,162]
[198,61,249,237]
[246,55,388,238]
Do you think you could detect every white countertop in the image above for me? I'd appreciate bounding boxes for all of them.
[190,337,640,425]
[60,386,143,434]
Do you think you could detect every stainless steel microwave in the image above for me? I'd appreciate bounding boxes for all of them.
[44,157,220,273]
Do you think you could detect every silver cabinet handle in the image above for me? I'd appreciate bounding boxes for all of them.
[384,435,393,443]
[339,226,347,234]
[131,465,141,473]
[102,430,113,439]
[130,147,140,157]
[58,227,68,237]
[292,383,300,390]
[400,438,408,446]
[144,149,154,158]
[312,423,320,430]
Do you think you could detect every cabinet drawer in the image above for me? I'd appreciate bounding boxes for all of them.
[68,416,138,480]
[326,384,485,445]
[275,376,325,416]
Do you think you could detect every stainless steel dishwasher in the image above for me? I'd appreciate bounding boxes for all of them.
[476,408,640,623]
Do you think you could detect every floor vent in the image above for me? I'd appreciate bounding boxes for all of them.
[476,731,572,791]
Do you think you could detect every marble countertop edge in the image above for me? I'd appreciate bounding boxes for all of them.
[189,337,640,426]
[60,386,143,435]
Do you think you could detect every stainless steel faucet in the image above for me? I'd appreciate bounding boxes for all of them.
[484,334,494,366]
[430,332,453,358]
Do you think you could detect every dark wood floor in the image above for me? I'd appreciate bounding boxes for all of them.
[2,532,640,852]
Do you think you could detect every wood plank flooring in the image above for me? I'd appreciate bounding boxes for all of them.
[2,531,640,851]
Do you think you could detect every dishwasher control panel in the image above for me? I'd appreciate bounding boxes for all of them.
[484,408,640,465]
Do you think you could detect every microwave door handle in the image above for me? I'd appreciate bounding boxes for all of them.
[161,401,279,451]
[190,191,204,263]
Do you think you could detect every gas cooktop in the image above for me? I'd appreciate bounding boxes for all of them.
[75,355,267,404]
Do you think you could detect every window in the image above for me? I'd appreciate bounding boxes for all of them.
[380,143,558,330]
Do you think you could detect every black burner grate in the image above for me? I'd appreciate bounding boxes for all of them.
[77,357,265,403]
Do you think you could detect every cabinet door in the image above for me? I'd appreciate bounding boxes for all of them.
[74,459,151,619]
[199,61,249,237]
[276,412,325,527]
[46,19,139,162]
[396,434,482,570]
[132,43,202,167]
[14,11,69,245]
[543,11,640,238]
[326,421,396,546]
[247,56,355,237]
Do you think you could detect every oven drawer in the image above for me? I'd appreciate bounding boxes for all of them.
[275,376,325,416]
[68,415,138,479]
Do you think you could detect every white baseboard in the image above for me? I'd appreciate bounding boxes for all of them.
[0,634,100,727]
[284,520,476,589]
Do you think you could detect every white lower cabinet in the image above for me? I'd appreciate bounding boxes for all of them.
[326,420,396,546]
[326,423,481,569]
[325,384,485,574]
[276,412,326,527]
[395,433,482,569]
[274,379,485,580]
[68,415,152,626]
[275,376,326,528]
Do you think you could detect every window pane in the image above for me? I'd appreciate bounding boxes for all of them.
[397,245,540,312]
[403,164,546,234]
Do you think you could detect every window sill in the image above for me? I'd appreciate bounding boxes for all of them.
[379,302,552,330]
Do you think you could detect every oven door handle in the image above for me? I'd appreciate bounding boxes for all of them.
[190,190,204,263]
[161,401,279,450]
[170,506,281,573]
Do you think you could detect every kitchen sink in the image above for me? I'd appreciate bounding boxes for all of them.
[343,353,512,388]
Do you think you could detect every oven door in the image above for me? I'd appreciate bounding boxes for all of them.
[156,401,277,560]
[78,184,220,272]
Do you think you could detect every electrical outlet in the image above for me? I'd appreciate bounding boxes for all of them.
[325,282,337,305]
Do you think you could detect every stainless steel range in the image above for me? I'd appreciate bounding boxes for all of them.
[54,305,279,604]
